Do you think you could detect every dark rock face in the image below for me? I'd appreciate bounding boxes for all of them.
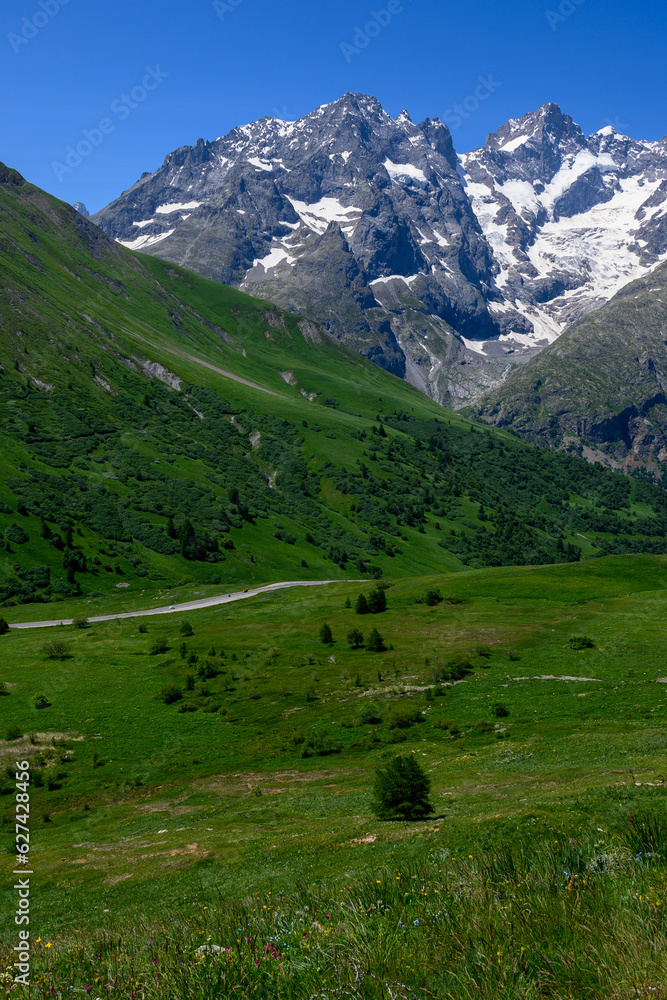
[92,95,667,406]
[475,260,667,474]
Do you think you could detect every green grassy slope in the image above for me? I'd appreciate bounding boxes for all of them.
[474,259,667,477]
[2,162,667,618]
[0,557,666,996]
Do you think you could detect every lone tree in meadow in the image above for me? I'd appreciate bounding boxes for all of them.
[372,754,434,821]
[367,587,387,614]
[347,627,364,649]
[366,627,386,653]
[0,617,9,635]
[355,593,369,615]
[319,623,334,645]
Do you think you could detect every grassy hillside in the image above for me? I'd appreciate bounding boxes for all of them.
[475,259,667,477]
[0,558,666,996]
[3,164,667,617]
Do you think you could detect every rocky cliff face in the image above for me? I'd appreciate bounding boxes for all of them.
[92,95,667,407]
[474,260,667,475]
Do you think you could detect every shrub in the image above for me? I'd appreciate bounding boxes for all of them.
[185,674,195,691]
[344,597,351,609]
[433,719,460,734]
[0,617,9,635]
[178,703,198,714]
[424,587,443,607]
[372,755,434,821]
[33,694,51,710]
[42,640,69,660]
[5,523,28,545]
[72,617,89,630]
[347,628,364,649]
[493,702,510,718]
[160,684,183,705]
[434,653,471,682]
[4,725,21,741]
[389,705,425,729]
[0,682,9,697]
[197,660,219,680]
[149,638,170,656]
[569,636,595,650]
[366,628,386,653]
[361,703,382,725]
[137,623,147,633]
[180,621,194,637]
[473,719,495,735]
[301,724,342,758]
[319,623,334,645]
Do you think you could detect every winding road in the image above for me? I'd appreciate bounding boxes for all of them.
[8,580,341,630]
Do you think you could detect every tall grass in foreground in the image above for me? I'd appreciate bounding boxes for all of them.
[3,818,667,999]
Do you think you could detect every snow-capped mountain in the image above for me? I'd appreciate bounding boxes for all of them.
[91,95,667,406]
[461,103,667,348]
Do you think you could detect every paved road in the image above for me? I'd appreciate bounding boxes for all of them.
[8,580,340,630]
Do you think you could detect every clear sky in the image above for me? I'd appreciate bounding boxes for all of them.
[2,0,666,213]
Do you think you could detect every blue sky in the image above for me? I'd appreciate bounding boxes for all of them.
[2,0,666,213]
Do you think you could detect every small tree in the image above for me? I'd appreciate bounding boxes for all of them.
[160,684,183,705]
[569,636,595,650]
[366,628,386,653]
[493,702,510,718]
[319,623,334,645]
[347,628,364,650]
[424,587,443,607]
[355,594,370,615]
[137,623,147,634]
[149,638,170,656]
[367,588,387,614]
[0,617,9,635]
[372,755,434,821]
[179,643,188,659]
[33,694,51,710]
[344,597,351,609]
[361,702,382,725]
[73,617,89,630]
[42,640,69,660]
[180,621,194,637]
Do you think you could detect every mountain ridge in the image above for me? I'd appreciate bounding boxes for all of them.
[91,94,667,406]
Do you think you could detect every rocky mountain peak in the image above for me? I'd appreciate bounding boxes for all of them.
[91,94,667,411]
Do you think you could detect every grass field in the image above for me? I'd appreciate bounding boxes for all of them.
[1,555,666,997]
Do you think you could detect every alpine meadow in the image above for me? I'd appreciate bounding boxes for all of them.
[2,4,667,994]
